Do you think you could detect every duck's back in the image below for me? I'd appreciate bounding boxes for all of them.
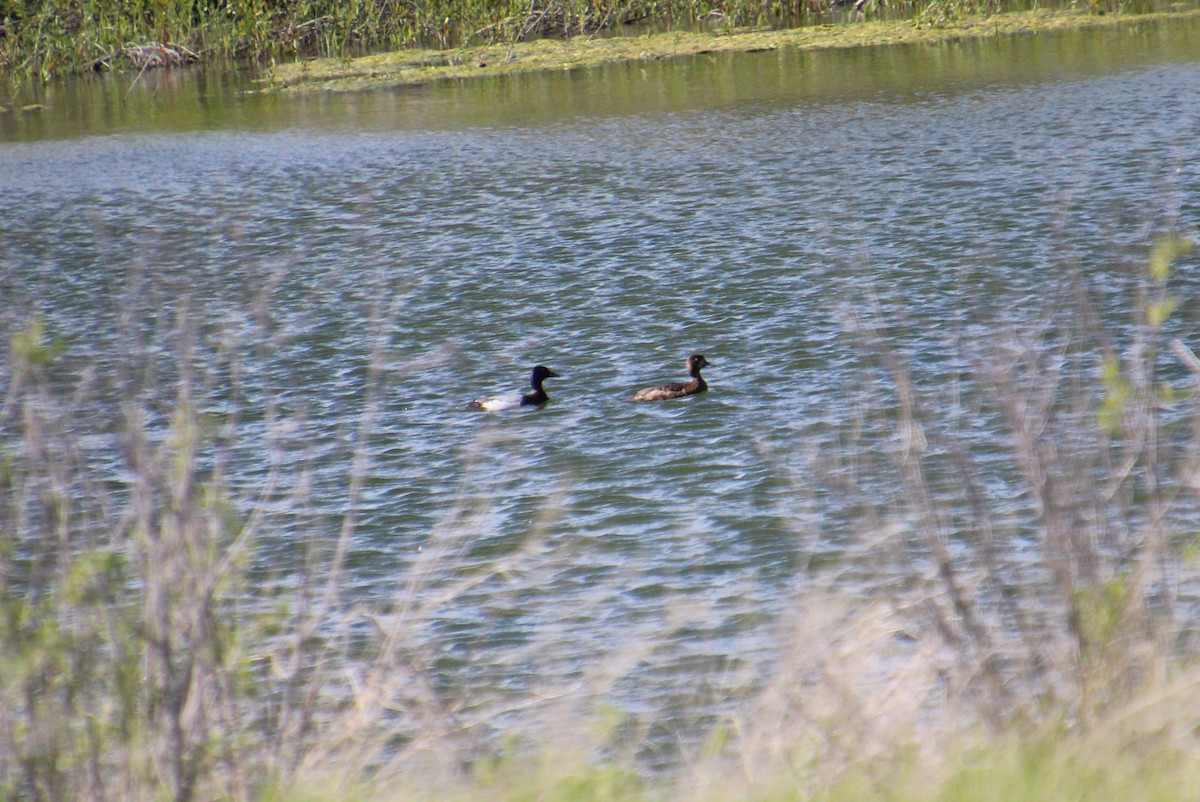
[633,379,704,401]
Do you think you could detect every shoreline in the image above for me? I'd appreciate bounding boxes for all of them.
[259,6,1200,94]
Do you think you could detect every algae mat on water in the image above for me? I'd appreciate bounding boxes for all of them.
[259,7,1200,94]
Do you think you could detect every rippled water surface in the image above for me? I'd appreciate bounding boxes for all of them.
[3,18,1200,737]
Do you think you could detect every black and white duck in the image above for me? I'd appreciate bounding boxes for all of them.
[467,365,561,411]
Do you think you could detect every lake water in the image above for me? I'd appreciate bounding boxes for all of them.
[3,17,1200,756]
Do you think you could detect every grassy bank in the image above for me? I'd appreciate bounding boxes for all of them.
[259,5,1200,93]
[1,0,1196,83]
[3,230,1200,801]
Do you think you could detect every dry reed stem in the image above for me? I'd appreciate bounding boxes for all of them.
[4,228,1200,800]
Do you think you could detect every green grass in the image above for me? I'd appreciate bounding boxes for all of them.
[260,725,1200,801]
[2,0,1188,81]
[258,6,1200,94]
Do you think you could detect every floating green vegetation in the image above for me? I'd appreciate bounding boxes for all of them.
[258,6,1200,94]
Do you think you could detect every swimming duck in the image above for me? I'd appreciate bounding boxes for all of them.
[633,353,711,401]
[467,365,561,411]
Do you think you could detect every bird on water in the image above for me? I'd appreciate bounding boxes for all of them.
[467,365,561,411]
[633,353,711,401]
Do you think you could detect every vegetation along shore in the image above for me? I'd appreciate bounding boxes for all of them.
[1,0,1198,86]
[260,5,1200,93]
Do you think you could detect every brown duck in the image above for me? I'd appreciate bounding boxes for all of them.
[633,354,711,401]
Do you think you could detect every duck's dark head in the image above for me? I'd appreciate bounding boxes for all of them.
[530,365,561,386]
[686,354,710,376]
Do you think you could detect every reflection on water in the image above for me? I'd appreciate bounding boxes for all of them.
[3,14,1200,140]
[2,16,1199,745]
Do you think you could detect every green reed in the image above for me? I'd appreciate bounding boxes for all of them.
[1,0,1158,81]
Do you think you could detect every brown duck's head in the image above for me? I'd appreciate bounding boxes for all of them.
[686,354,710,376]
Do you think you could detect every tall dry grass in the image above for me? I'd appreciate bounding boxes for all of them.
[2,233,1200,802]
[853,234,1199,727]
[654,232,1200,801]
[0,275,494,801]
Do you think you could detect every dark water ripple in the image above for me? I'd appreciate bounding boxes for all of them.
[3,31,1200,737]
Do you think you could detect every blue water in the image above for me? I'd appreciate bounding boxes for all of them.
[3,19,1199,749]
